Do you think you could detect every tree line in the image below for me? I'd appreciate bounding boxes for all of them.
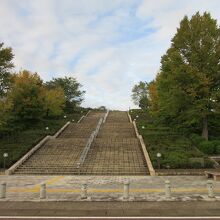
[0,43,85,135]
[132,12,220,141]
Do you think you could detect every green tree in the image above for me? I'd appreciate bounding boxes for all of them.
[8,70,45,124]
[0,43,14,97]
[157,12,220,140]
[131,81,149,110]
[46,77,85,112]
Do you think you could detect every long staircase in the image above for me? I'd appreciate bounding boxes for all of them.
[12,111,149,175]
[79,111,149,175]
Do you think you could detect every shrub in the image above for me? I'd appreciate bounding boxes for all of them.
[163,151,188,168]
[198,141,215,155]
[190,134,206,145]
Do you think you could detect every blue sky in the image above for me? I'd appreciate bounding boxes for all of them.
[0,0,220,110]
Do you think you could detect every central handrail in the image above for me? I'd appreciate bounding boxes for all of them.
[76,117,103,171]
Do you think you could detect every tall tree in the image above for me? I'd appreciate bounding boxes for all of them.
[0,43,14,97]
[148,79,159,117]
[131,81,149,110]
[46,77,85,112]
[157,12,220,140]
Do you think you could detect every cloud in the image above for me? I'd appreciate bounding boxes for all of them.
[0,0,219,110]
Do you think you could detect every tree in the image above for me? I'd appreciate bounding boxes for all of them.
[44,87,66,117]
[8,70,45,124]
[0,97,13,134]
[157,12,220,140]
[131,81,149,110]
[46,77,85,112]
[148,79,159,117]
[0,43,14,97]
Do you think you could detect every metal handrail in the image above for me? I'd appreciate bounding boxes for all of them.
[77,118,103,171]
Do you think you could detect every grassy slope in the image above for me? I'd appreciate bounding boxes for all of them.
[0,111,87,168]
[129,109,213,169]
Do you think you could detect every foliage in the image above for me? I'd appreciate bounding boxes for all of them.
[131,81,149,110]
[198,141,215,155]
[0,97,13,134]
[145,12,220,140]
[130,109,214,169]
[44,87,66,117]
[191,134,220,155]
[8,70,45,125]
[147,80,159,116]
[46,77,85,113]
[0,43,14,97]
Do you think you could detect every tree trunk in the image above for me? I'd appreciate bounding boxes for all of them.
[46,108,49,117]
[202,115,208,140]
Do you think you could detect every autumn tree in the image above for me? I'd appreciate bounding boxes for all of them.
[131,81,149,110]
[8,70,45,124]
[157,12,220,140]
[0,43,14,97]
[148,79,159,116]
[44,87,66,117]
[46,77,85,112]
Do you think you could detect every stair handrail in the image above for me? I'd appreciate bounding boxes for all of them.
[77,117,103,170]
[103,109,109,123]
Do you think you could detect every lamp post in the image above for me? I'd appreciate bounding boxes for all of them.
[3,153,8,170]
[157,152,162,169]
[45,127,49,135]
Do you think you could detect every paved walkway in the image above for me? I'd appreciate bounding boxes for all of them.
[0,175,220,201]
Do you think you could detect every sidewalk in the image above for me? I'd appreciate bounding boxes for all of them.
[0,175,220,201]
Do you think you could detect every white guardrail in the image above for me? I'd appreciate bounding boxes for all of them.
[77,117,103,171]
[103,109,109,123]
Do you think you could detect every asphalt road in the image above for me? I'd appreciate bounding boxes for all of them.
[0,201,220,217]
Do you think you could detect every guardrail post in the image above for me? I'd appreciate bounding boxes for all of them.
[123,180,130,200]
[81,183,88,199]
[0,182,6,199]
[40,183,46,199]
[165,180,171,198]
[207,180,214,198]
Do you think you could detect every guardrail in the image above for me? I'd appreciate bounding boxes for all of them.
[77,117,103,172]
[103,110,109,123]
[127,111,132,123]
[127,111,156,176]
[53,121,71,138]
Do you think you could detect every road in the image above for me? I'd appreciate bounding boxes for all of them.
[0,201,220,217]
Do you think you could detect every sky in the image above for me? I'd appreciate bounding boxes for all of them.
[0,0,220,110]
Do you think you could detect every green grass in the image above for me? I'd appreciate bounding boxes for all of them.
[0,110,87,168]
[130,109,213,169]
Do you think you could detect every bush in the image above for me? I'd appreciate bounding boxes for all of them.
[211,140,220,154]
[163,151,189,168]
[190,161,203,169]
[216,145,220,154]
[198,141,215,155]
[204,158,214,168]
[190,134,206,145]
